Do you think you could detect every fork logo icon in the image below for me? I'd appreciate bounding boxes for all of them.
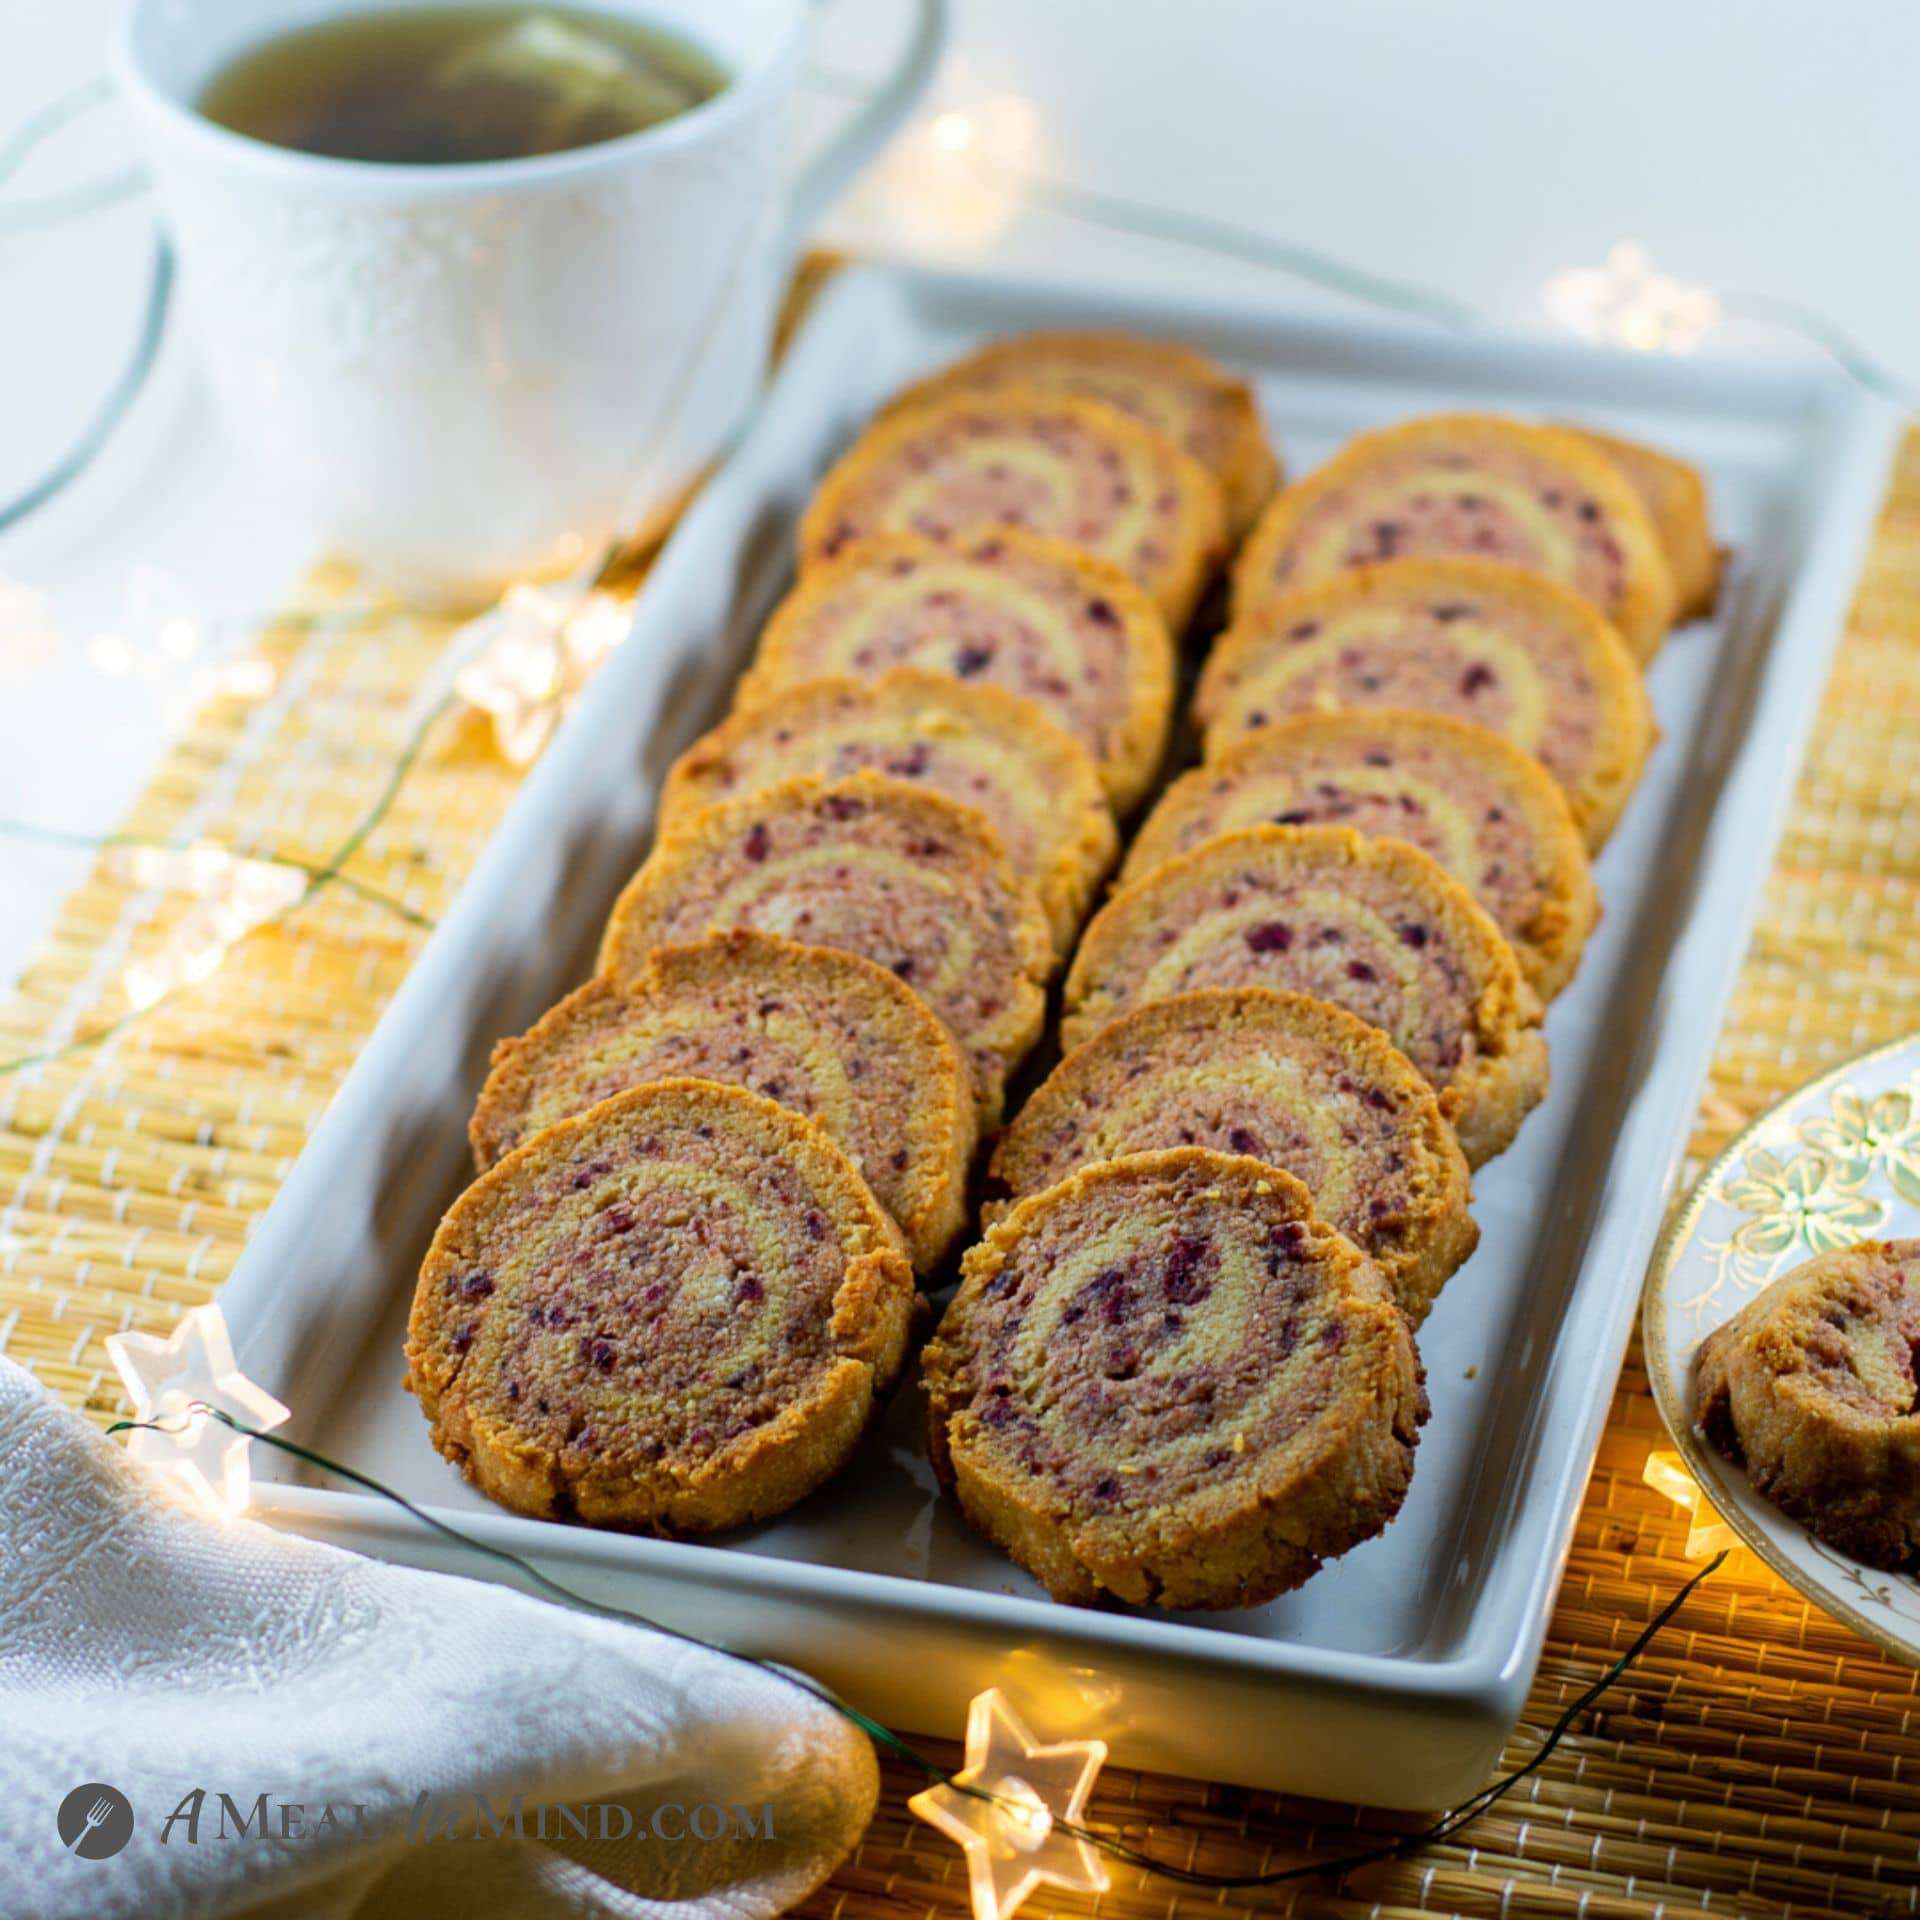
[57,1783,134,1860]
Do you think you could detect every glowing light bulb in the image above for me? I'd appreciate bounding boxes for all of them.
[1643,1449,1740,1560]
[117,845,306,1011]
[105,1304,290,1518]
[561,590,631,668]
[81,567,278,718]
[0,576,59,680]
[1543,242,1721,355]
[909,1690,1110,1920]
[449,582,629,766]
[851,59,1045,252]
[86,565,205,681]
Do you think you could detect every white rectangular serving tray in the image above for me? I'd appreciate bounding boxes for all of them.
[221,263,1900,1808]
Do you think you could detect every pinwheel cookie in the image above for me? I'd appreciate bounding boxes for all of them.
[799,389,1228,630]
[661,671,1116,956]
[1233,414,1675,661]
[1124,710,1597,999]
[1195,558,1654,849]
[408,1079,916,1533]
[469,932,973,1272]
[743,532,1174,814]
[1564,423,1721,622]
[600,773,1052,1127]
[1062,824,1547,1166]
[886,331,1279,536]
[1697,1239,1920,1571]
[924,1148,1427,1609]
[986,988,1477,1324]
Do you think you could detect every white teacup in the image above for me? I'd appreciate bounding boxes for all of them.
[112,0,943,594]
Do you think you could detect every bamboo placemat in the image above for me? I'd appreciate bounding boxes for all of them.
[4,414,1918,1916]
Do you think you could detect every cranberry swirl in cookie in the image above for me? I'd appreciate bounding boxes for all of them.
[986,988,1476,1325]
[1197,558,1653,848]
[1234,414,1675,660]
[600,773,1052,1127]
[744,531,1174,814]
[409,1080,916,1534]
[1064,823,1547,1166]
[662,670,1116,956]
[470,932,974,1272]
[1126,709,1597,998]
[925,1148,1426,1610]
[800,389,1227,630]
[885,330,1278,537]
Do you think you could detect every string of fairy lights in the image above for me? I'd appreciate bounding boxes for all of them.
[103,1303,1729,1919]
[0,51,1888,1915]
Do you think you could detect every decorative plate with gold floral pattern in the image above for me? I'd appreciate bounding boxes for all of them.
[1645,1034,1920,1664]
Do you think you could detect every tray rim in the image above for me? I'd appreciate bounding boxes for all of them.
[1641,1030,1920,1670]
[219,258,1907,1725]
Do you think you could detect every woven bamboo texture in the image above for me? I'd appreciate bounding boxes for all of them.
[3,414,1917,1915]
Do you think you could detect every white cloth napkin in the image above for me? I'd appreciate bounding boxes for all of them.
[0,1358,877,1920]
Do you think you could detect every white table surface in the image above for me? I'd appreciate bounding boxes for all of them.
[3,0,1916,985]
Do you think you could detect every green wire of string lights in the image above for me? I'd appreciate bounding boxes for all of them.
[0,695,454,1082]
[111,1404,1726,1894]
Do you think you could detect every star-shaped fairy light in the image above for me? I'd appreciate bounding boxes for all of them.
[451,581,631,766]
[848,58,1045,253]
[81,565,278,723]
[105,1304,290,1518]
[1542,241,1721,355]
[910,1690,1110,1920]
[118,843,308,1012]
[1643,1448,1740,1560]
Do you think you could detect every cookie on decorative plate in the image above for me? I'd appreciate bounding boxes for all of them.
[1696,1239,1920,1571]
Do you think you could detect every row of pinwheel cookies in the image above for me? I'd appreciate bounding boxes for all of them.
[402,332,1266,1534]
[919,383,1723,1610]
